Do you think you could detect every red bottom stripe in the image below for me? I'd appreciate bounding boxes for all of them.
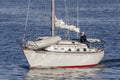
[57,64,97,68]
[30,64,97,69]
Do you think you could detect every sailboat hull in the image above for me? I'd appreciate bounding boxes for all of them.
[23,49,104,68]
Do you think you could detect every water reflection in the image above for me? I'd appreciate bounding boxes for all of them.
[25,65,104,80]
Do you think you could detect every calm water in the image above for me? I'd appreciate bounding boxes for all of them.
[0,0,120,80]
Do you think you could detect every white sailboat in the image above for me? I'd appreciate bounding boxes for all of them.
[22,0,105,69]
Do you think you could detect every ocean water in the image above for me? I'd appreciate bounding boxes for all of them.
[0,0,120,80]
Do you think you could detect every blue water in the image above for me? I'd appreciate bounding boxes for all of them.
[0,0,120,80]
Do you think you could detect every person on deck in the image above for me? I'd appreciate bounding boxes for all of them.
[80,32,89,44]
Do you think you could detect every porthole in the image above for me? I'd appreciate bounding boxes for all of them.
[77,49,80,51]
[72,42,75,44]
[83,48,86,51]
[68,49,71,51]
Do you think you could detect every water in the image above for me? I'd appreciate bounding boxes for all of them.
[0,0,120,80]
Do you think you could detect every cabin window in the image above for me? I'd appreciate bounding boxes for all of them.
[68,49,71,51]
[72,42,75,44]
[83,48,87,51]
[77,49,80,51]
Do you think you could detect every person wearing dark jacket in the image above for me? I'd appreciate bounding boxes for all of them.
[80,32,89,43]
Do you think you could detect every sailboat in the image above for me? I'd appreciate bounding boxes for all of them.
[22,0,105,69]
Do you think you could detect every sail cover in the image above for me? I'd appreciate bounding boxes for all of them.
[26,36,61,50]
[55,17,80,33]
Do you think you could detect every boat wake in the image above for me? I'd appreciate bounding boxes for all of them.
[100,59,120,68]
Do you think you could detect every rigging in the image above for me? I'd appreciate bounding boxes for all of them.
[23,0,31,42]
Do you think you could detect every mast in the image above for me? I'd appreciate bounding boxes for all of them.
[52,0,55,37]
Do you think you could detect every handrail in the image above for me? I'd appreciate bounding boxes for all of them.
[91,39,105,51]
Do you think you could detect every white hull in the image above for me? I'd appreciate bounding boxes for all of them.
[23,49,104,68]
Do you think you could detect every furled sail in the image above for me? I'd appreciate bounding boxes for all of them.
[55,17,80,33]
[26,36,61,50]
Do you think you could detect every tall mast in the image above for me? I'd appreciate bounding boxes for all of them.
[52,0,55,37]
